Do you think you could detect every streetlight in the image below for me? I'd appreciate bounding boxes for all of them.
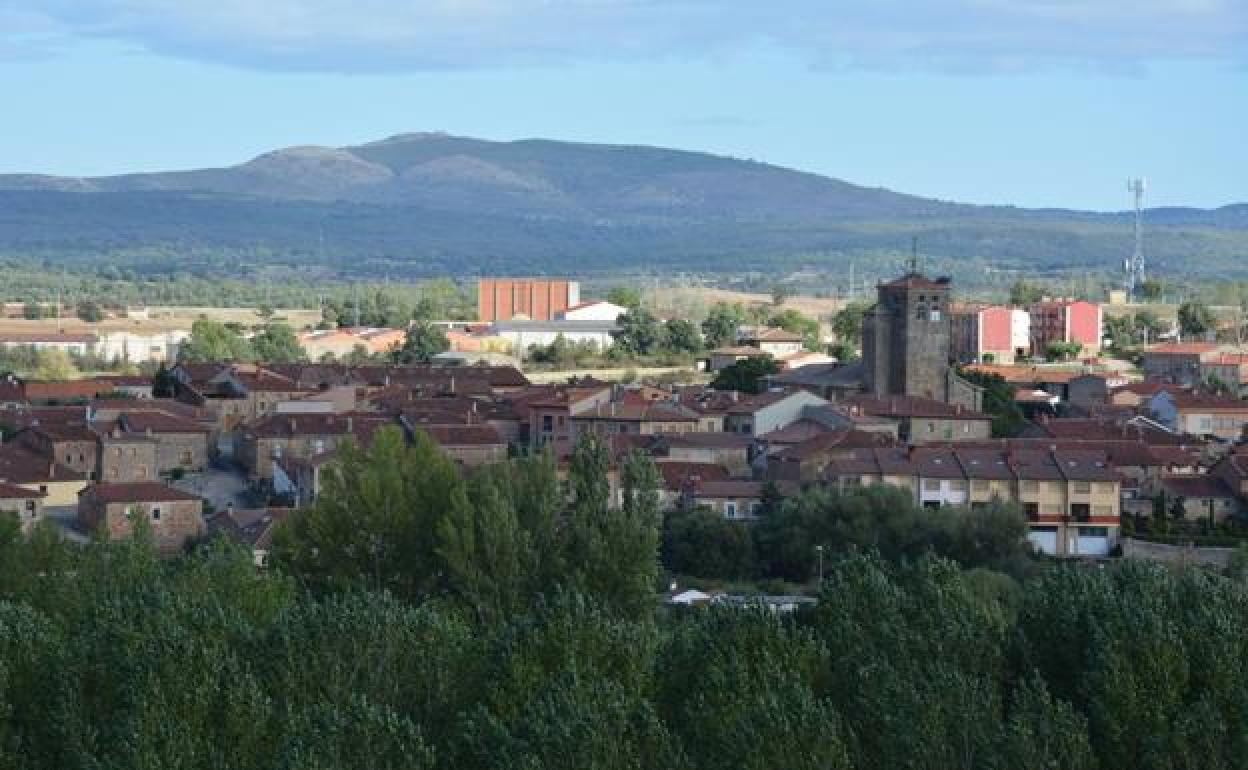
[815,544,824,586]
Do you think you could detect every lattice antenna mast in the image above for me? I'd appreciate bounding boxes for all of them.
[1126,178,1147,298]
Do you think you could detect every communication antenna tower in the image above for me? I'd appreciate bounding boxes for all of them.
[1125,178,1147,299]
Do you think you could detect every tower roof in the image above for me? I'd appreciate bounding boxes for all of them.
[879,272,951,291]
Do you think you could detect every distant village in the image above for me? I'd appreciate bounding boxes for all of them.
[0,268,1244,566]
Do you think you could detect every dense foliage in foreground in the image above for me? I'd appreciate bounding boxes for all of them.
[4,531,1248,769]
[3,432,1248,768]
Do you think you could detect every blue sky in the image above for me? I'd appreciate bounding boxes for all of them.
[1,1,1245,210]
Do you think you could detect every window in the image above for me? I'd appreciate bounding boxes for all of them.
[38,485,47,495]
[923,501,941,510]
[136,467,148,479]
[541,415,554,433]
[151,507,161,521]
[25,500,35,515]
[1092,505,1113,517]
[180,451,193,466]
[1023,502,1039,518]
[725,502,738,518]
[128,448,137,458]
[1070,503,1091,521]
[923,479,941,491]
[65,454,72,465]
[927,422,936,433]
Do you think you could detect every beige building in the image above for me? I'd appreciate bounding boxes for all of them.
[825,447,1121,557]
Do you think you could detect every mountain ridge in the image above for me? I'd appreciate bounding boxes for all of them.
[0,133,1244,281]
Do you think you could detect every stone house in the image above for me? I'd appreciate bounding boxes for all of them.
[77,482,205,553]
[409,424,508,468]
[838,394,993,444]
[115,411,211,475]
[723,390,829,437]
[567,402,702,442]
[17,423,98,478]
[236,412,397,481]
[0,444,88,507]
[97,430,159,483]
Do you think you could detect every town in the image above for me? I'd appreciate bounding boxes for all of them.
[3,2,1245,765]
[0,268,1241,570]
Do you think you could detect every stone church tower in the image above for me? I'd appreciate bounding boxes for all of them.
[863,272,952,400]
[862,271,982,410]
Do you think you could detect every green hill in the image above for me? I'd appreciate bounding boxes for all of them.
[0,133,1244,283]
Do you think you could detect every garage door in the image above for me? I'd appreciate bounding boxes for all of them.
[1075,527,1110,557]
[1027,527,1058,555]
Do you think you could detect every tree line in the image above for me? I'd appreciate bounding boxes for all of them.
[0,429,1247,768]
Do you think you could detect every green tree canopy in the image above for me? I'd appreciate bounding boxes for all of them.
[710,356,780,394]
[392,320,450,364]
[700,303,745,349]
[1178,300,1216,338]
[607,286,643,309]
[250,322,308,363]
[179,318,255,362]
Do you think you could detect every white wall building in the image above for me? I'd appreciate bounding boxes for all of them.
[491,320,619,356]
[557,301,628,322]
[96,331,189,364]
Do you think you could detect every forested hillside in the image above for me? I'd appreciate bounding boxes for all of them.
[1,134,1245,282]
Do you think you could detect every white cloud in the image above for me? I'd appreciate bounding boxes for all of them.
[1,0,1244,72]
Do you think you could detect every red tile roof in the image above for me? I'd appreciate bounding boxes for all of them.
[82,482,202,504]
[120,411,210,434]
[0,481,44,499]
[1159,475,1235,500]
[1143,343,1221,356]
[415,424,506,447]
[842,394,991,420]
[0,445,84,483]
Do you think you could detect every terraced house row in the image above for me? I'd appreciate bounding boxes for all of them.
[823,447,1121,557]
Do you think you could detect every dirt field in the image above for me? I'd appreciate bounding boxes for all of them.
[0,306,323,335]
[649,287,847,321]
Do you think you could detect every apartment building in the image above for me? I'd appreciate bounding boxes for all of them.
[824,447,1121,557]
[1028,299,1103,356]
[951,305,1031,363]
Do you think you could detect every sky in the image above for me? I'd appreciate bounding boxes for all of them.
[0,1,1245,211]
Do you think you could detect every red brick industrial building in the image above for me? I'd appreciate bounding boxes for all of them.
[478,279,580,322]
